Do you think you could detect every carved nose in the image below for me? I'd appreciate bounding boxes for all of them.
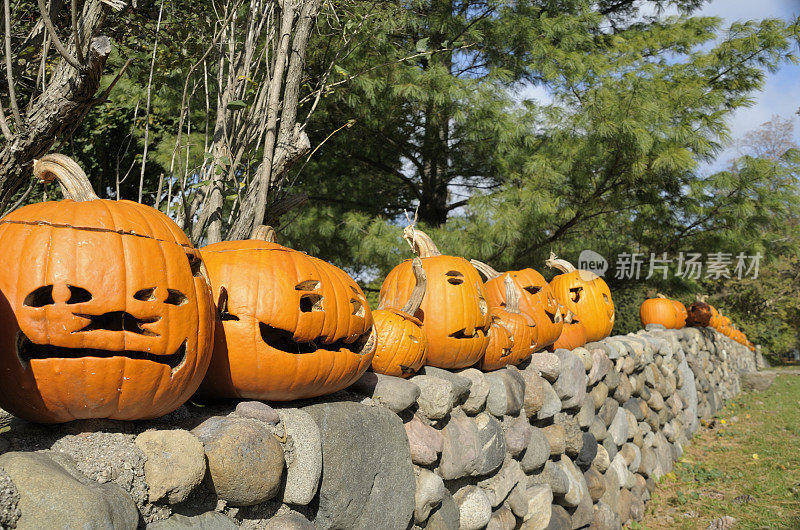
[74,311,161,336]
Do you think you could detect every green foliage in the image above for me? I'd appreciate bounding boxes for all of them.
[14,0,799,354]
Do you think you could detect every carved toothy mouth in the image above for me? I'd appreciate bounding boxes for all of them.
[258,323,376,356]
[16,333,187,373]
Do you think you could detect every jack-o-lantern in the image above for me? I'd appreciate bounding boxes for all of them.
[551,310,588,350]
[379,228,491,369]
[672,300,687,328]
[479,316,514,372]
[371,258,428,378]
[198,226,376,400]
[640,295,678,329]
[471,260,562,350]
[0,155,214,423]
[546,253,614,342]
[477,275,537,371]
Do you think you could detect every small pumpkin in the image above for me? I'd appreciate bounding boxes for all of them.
[546,253,614,342]
[371,258,428,378]
[0,155,214,423]
[476,275,537,371]
[471,260,562,350]
[198,226,376,401]
[551,310,588,350]
[379,228,491,369]
[640,294,678,329]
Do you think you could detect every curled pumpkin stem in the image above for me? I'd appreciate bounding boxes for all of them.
[401,257,427,314]
[402,226,441,258]
[470,259,501,280]
[504,274,521,314]
[545,252,576,273]
[251,225,277,243]
[33,154,99,202]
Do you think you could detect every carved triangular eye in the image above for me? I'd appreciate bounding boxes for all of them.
[24,285,54,307]
[67,285,92,304]
[295,280,321,291]
[134,287,157,301]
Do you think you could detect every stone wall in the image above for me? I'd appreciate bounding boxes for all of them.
[0,326,767,530]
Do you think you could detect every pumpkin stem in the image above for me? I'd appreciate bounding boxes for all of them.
[402,226,441,258]
[696,294,708,302]
[470,259,501,280]
[33,154,99,202]
[504,274,521,314]
[401,257,427,314]
[251,225,277,243]
[563,309,575,324]
[545,252,576,273]
[656,293,668,299]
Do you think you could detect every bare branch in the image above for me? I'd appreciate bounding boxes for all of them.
[4,0,22,127]
[138,0,165,203]
[36,0,82,70]
[71,0,84,64]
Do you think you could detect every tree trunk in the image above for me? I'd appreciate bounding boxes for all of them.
[0,0,116,210]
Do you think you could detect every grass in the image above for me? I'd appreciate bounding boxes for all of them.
[640,374,800,529]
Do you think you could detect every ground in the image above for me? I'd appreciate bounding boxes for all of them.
[641,372,800,529]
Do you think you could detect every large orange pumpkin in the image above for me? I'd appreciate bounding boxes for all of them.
[371,258,428,378]
[546,253,614,342]
[198,226,376,400]
[0,155,214,423]
[551,310,588,350]
[640,295,678,329]
[476,275,537,371]
[379,228,491,369]
[470,260,562,350]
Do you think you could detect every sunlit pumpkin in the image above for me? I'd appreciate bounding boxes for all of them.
[371,258,428,378]
[0,154,214,423]
[198,226,376,400]
[379,228,491,369]
[470,260,562,350]
[545,253,614,342]
[640,295,678,329]
[672,300,687,329]
[550,310,588,350]
[476,275,537,371]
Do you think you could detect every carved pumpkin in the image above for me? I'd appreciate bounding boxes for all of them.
[686,300,712,327]
[672,300,687,329]
[551,310,588,350]
[198,226,376,400]
[471,260,562,350]
[640,295,678,329]
[0,155,214,423]
[379,228,491,369]
[477,275,537,371]
[371,258,428,378]
[546,253,614,342]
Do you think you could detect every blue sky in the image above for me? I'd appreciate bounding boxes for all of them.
[518,0,800,172]
[700,0,799,170]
